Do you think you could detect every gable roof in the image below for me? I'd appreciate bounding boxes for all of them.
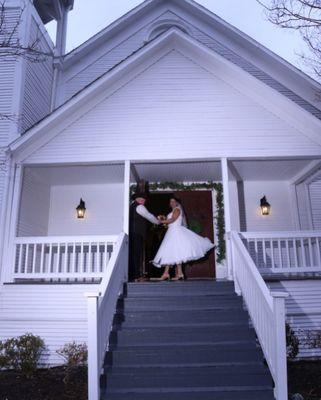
[61,0,321,117]
[9,28,321,162]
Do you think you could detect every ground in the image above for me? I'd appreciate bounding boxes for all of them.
[0,361,320,400]
[0,366,87,400]
[288,361,321,399]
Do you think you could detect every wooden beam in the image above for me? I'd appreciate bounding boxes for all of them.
[123,161,131,234]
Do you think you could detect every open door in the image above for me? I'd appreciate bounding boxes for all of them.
[145,191,215,279]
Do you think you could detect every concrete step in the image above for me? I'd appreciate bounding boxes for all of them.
[103,388,275,400]
[110,325,256,347]
[106,343,262,366]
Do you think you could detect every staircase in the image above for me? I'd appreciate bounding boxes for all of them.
[102,281,275,400]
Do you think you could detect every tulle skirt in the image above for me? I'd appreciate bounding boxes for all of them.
[152,225,215,267]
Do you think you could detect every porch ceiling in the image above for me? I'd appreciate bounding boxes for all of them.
[26,164,124,185]
[231,159,313,181]
[132,159,316,183]
[133,161,222,182]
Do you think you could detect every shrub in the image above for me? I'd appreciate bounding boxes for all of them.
[56,342,87,368]
[0,333,45,376]
[286,323,299,360]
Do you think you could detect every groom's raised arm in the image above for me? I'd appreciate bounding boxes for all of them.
[136,205,159,225]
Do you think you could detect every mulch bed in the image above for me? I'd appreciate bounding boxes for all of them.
[288,361,321,400]
[0,361,320,400]
[0,366,87,400]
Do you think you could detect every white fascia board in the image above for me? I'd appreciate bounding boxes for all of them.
[9,28,321,162]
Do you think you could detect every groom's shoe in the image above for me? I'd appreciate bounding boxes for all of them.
[171,274,184,281]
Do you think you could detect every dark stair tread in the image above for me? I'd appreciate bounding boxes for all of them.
[103,390,274,400]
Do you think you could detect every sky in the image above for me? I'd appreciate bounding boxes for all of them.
[46,0,310,77]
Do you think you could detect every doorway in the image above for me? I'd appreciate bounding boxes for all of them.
[145,190,215,279]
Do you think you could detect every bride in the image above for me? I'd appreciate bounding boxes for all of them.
[152,197,215,281]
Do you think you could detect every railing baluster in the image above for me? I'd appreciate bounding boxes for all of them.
[49,244,52,273]
[40,244,45,273]
[72,242,76,274]
[81,242,84,274]
[270,240,275,271]
[89,242,92,273]
[64,242,68,274]
[300,239,306,268]
[17,244,22,274]
[262,239,266,268]
[294,239,298,268]
[285,240,290,269]
[278,239,282,269]
[56,243,61,273]
[308,238,314,267]
[25,244,29,274]
[32,244,37,275]
[316,237,321,268]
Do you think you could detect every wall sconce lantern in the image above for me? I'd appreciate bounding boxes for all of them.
[76,198,86,219]
[260,195,271,216]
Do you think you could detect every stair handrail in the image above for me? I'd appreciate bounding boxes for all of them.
[85,232,128,400]
[230,231,288,400]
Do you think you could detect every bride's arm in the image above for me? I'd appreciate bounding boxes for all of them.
[163,208,180,225]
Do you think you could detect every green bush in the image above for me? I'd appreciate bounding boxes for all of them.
[0,333,45,376]
[56,342,87,368]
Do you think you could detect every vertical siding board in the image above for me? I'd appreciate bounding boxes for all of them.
[309,176,321,230]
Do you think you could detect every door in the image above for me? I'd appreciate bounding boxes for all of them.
[145,191,215,279]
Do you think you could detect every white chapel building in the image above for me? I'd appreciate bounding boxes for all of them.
[0,1,321,399]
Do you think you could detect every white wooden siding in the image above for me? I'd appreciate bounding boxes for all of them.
[47,183,124,236]
[268,280,321,359]
[309,175,321,230]
[26,50,320,164]
[0,7,21,145]
[59,11,321,120]
[0,284,98,365]
[17,168,51,236]
[21,15,54,133]
[242,181,295,232]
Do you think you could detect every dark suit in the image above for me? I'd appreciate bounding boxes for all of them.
[128,202,149,280]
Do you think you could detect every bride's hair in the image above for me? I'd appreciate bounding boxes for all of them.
[170,196,182,205]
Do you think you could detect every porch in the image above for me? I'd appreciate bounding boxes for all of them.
[2,157,321,283]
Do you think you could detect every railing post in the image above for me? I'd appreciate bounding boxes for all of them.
[272,292,289,400]
[86,292,100,400]
[221,158,233,280]
[230,233,241,295]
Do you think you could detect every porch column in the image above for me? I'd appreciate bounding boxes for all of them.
[221,158,233,280]
[123,160,131,234]
[1,163,23,283]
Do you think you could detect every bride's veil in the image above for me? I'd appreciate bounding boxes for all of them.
[177,204,188,227]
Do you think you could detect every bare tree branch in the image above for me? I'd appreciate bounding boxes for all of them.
[257,0,321,78]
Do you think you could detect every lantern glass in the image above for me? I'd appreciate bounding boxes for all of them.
[76,199,86,219]
[260,196,271,216]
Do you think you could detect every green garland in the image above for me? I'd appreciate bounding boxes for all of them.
[130,181,226,263]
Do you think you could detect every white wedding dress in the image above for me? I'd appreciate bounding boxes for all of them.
[152,206,215,267]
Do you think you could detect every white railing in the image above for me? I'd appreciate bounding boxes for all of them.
[86,233,128,400]
[13,235,118,279]
[230,231,288,400]
[241,231,321,273]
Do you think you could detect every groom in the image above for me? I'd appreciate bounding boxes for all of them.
[129,191,160,281]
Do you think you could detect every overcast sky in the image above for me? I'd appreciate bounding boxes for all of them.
[46,0,310,77]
